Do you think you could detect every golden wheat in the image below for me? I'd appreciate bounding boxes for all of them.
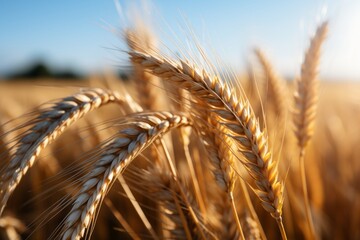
[0,14,354,240]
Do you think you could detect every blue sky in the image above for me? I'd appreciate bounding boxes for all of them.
[1,1,360,80]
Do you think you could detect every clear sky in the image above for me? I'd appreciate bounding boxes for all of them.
[1,1,360,80]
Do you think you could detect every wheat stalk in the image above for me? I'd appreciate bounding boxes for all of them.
[103,199,141,240]
[61,111,191,240]
[0,88,121,216]
[293,21,328,240]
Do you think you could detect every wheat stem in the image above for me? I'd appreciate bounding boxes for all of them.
[276,217,288,240]
[299,149,317,240]
[239,178,267,240]
[169,179,193,240]
[182,134,207,217]
[229,191,245,240]
[104,199,141,240]
[117,175,159,240]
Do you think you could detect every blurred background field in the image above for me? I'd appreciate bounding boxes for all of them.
[0,75,359,239]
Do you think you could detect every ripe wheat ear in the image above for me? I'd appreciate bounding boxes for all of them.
[0,88,121,216]
[61,111,191,240]
[129,48,287,238]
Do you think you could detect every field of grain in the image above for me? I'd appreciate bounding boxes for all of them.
[0,20,360,240]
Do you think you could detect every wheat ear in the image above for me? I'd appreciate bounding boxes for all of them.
[61,111,191,240]
[294,22,328,149]
[129,51,285,225]
[191,95,264,239]
[0,88,121,216]
[194,110,245,238]
[254,48,287,119]
[128,27,210,235]
[127,27,207,237]
[293,21,328,240]
[125,28,162,111]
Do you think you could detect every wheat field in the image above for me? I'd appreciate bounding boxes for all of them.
[0,17,359,240]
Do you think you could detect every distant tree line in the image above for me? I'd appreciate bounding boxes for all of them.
[7,61,82,80]
[4,61,135,82]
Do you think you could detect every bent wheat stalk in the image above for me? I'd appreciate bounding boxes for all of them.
[0,88,121,216]
[129,49,286,238]
[293,22,328,240]
[61,111,191,240]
